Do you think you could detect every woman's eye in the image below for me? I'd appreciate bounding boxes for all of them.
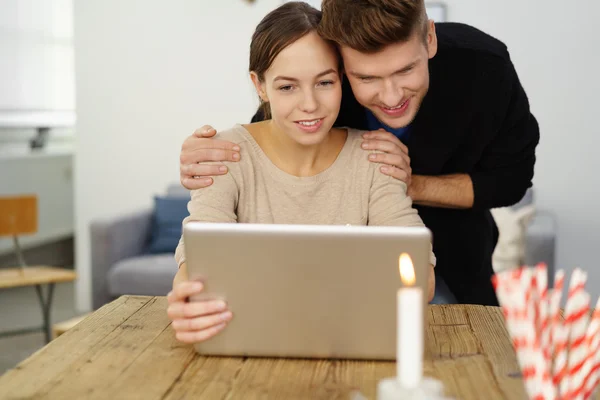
[318,80,334,87]
[278,85,294,92]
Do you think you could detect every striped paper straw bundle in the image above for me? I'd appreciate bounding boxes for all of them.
[493,263,600,400]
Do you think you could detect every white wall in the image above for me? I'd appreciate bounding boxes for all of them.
[73,0,282,311]
[74,0,600,311]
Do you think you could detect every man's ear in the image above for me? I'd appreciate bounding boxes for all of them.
[426,20,438,59]
[250,72,268,103]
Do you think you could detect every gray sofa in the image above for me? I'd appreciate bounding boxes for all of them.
[90,184,188,309]
[90,185,556,309]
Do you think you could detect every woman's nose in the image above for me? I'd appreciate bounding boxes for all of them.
[299,90,318,113]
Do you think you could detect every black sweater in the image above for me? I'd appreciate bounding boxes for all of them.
[253,23,540,305]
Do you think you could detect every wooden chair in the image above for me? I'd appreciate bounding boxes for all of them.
[0,195,77,343]
[0,195,38,268]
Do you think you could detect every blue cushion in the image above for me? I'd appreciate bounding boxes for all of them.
[147,196,190,254]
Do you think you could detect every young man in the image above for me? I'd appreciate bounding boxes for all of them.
[178,0,539,306]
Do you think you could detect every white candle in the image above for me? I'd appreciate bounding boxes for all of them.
[397,253,423,389]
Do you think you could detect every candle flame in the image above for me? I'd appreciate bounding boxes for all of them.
[399,253,416,286]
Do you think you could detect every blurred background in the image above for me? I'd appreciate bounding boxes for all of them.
[1,0,598,373]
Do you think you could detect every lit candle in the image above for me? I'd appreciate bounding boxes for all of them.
[397,253,423,389]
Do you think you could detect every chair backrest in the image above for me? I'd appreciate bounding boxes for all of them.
[0,195,38,236]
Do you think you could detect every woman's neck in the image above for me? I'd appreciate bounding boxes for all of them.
[247,120,347,177]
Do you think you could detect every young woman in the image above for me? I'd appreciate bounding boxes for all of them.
[167,2,436,344]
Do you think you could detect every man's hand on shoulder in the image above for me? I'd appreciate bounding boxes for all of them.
[180,125,241,190]
[361,129,412,187]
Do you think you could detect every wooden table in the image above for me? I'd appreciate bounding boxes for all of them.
[0,266,77,343]
[0,295,527,399]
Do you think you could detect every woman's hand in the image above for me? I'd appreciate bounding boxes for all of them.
[428,265,436,302]
[167,266,233,344]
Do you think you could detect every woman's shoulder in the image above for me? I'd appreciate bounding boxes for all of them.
[344,128,368,146]
[213,124,252,146]
[342,128,378,166]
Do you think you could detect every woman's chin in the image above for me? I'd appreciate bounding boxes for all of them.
[286,121,333,146]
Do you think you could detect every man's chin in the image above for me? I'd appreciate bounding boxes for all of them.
[377,115,412,130]
[367,107,412,129]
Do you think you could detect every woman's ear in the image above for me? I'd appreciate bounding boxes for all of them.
[250,72,268,103]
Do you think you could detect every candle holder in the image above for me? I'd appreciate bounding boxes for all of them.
[377,376,453,400]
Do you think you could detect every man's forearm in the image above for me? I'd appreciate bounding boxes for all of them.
[408,174,474,209]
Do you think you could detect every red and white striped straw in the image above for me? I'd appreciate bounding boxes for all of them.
[549,270,565,365]
[563,269,590,399]
[576,297,600,399]
[554,281,574,397]
[527,266,554,399]
[534,264,552,366]
[532,264,555,398]
[517,269,543,399]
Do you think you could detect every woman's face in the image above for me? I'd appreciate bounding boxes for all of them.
[252,31,342,147]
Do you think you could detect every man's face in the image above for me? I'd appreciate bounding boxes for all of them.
[340,21,438,129]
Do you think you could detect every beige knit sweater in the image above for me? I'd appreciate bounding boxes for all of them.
[175,124,435,267]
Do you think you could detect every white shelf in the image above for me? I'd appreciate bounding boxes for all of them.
[0,149,73,161]
[0,110,76,128]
